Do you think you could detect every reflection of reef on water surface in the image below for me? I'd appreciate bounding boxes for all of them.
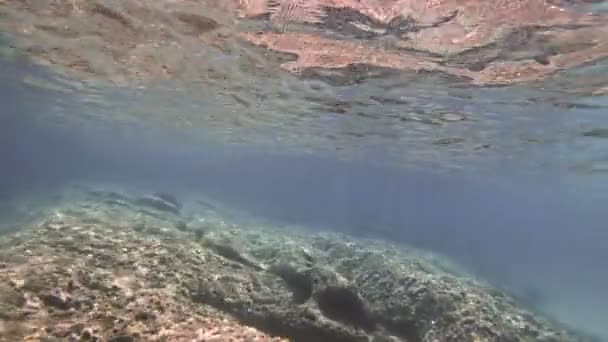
[2,1,608,176]
[2,1,608,174]
[0,184,599,341]
[2,0,608,90]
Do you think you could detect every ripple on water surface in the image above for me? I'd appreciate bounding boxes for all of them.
[1,0,608,172]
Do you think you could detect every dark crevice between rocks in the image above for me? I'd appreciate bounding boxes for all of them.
[39,291,72,311]
[203,239,264,271]
[173,12,219,35]
[385,10,458,37]
[90,3,134,30]
[188,265,379,342]
[240,40,300,65]
[247,4,458,42]
[316,7,458,41]
[189,278,364,342]
[385,16,421,35]
[240,309,367,342]
[318,7,386,39]
[381,317,423,342]
[315,286,376,332]
[270,263,314,304]
[445,24,599,71]
[300,63,400,86]
[373,291,455,342]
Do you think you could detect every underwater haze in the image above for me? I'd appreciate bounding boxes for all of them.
[3,59,608,340]
[2,0,608,340]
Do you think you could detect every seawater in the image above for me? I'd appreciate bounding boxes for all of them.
[1,53,608,340]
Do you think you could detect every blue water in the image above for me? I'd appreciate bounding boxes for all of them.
[2,56,608,339]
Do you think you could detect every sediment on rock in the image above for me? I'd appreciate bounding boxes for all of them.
[0,185,595,342]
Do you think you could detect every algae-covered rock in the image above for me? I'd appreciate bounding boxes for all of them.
[0,185,594,342]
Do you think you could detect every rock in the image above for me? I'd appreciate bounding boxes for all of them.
[193,228,206,241]
[68,323,85,335]
[134,196,180,215]
[0,283,26,320]
[315,285,376,331]
[109,335,134,342]
[174,221,188,231]
[0,284,25,307]
[39,291,71,310]
[134,310,155,321]
[270,263,313,303]
[203,239,264,271]
[0,185,590,342]
[152,192,182,210]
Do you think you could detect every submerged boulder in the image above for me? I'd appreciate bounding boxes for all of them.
[153,192,183,210]
[134,193,181,215]
[0,186,595,342]
[315,285,376,332]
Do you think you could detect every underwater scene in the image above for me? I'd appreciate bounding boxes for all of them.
[1,0,608,341]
